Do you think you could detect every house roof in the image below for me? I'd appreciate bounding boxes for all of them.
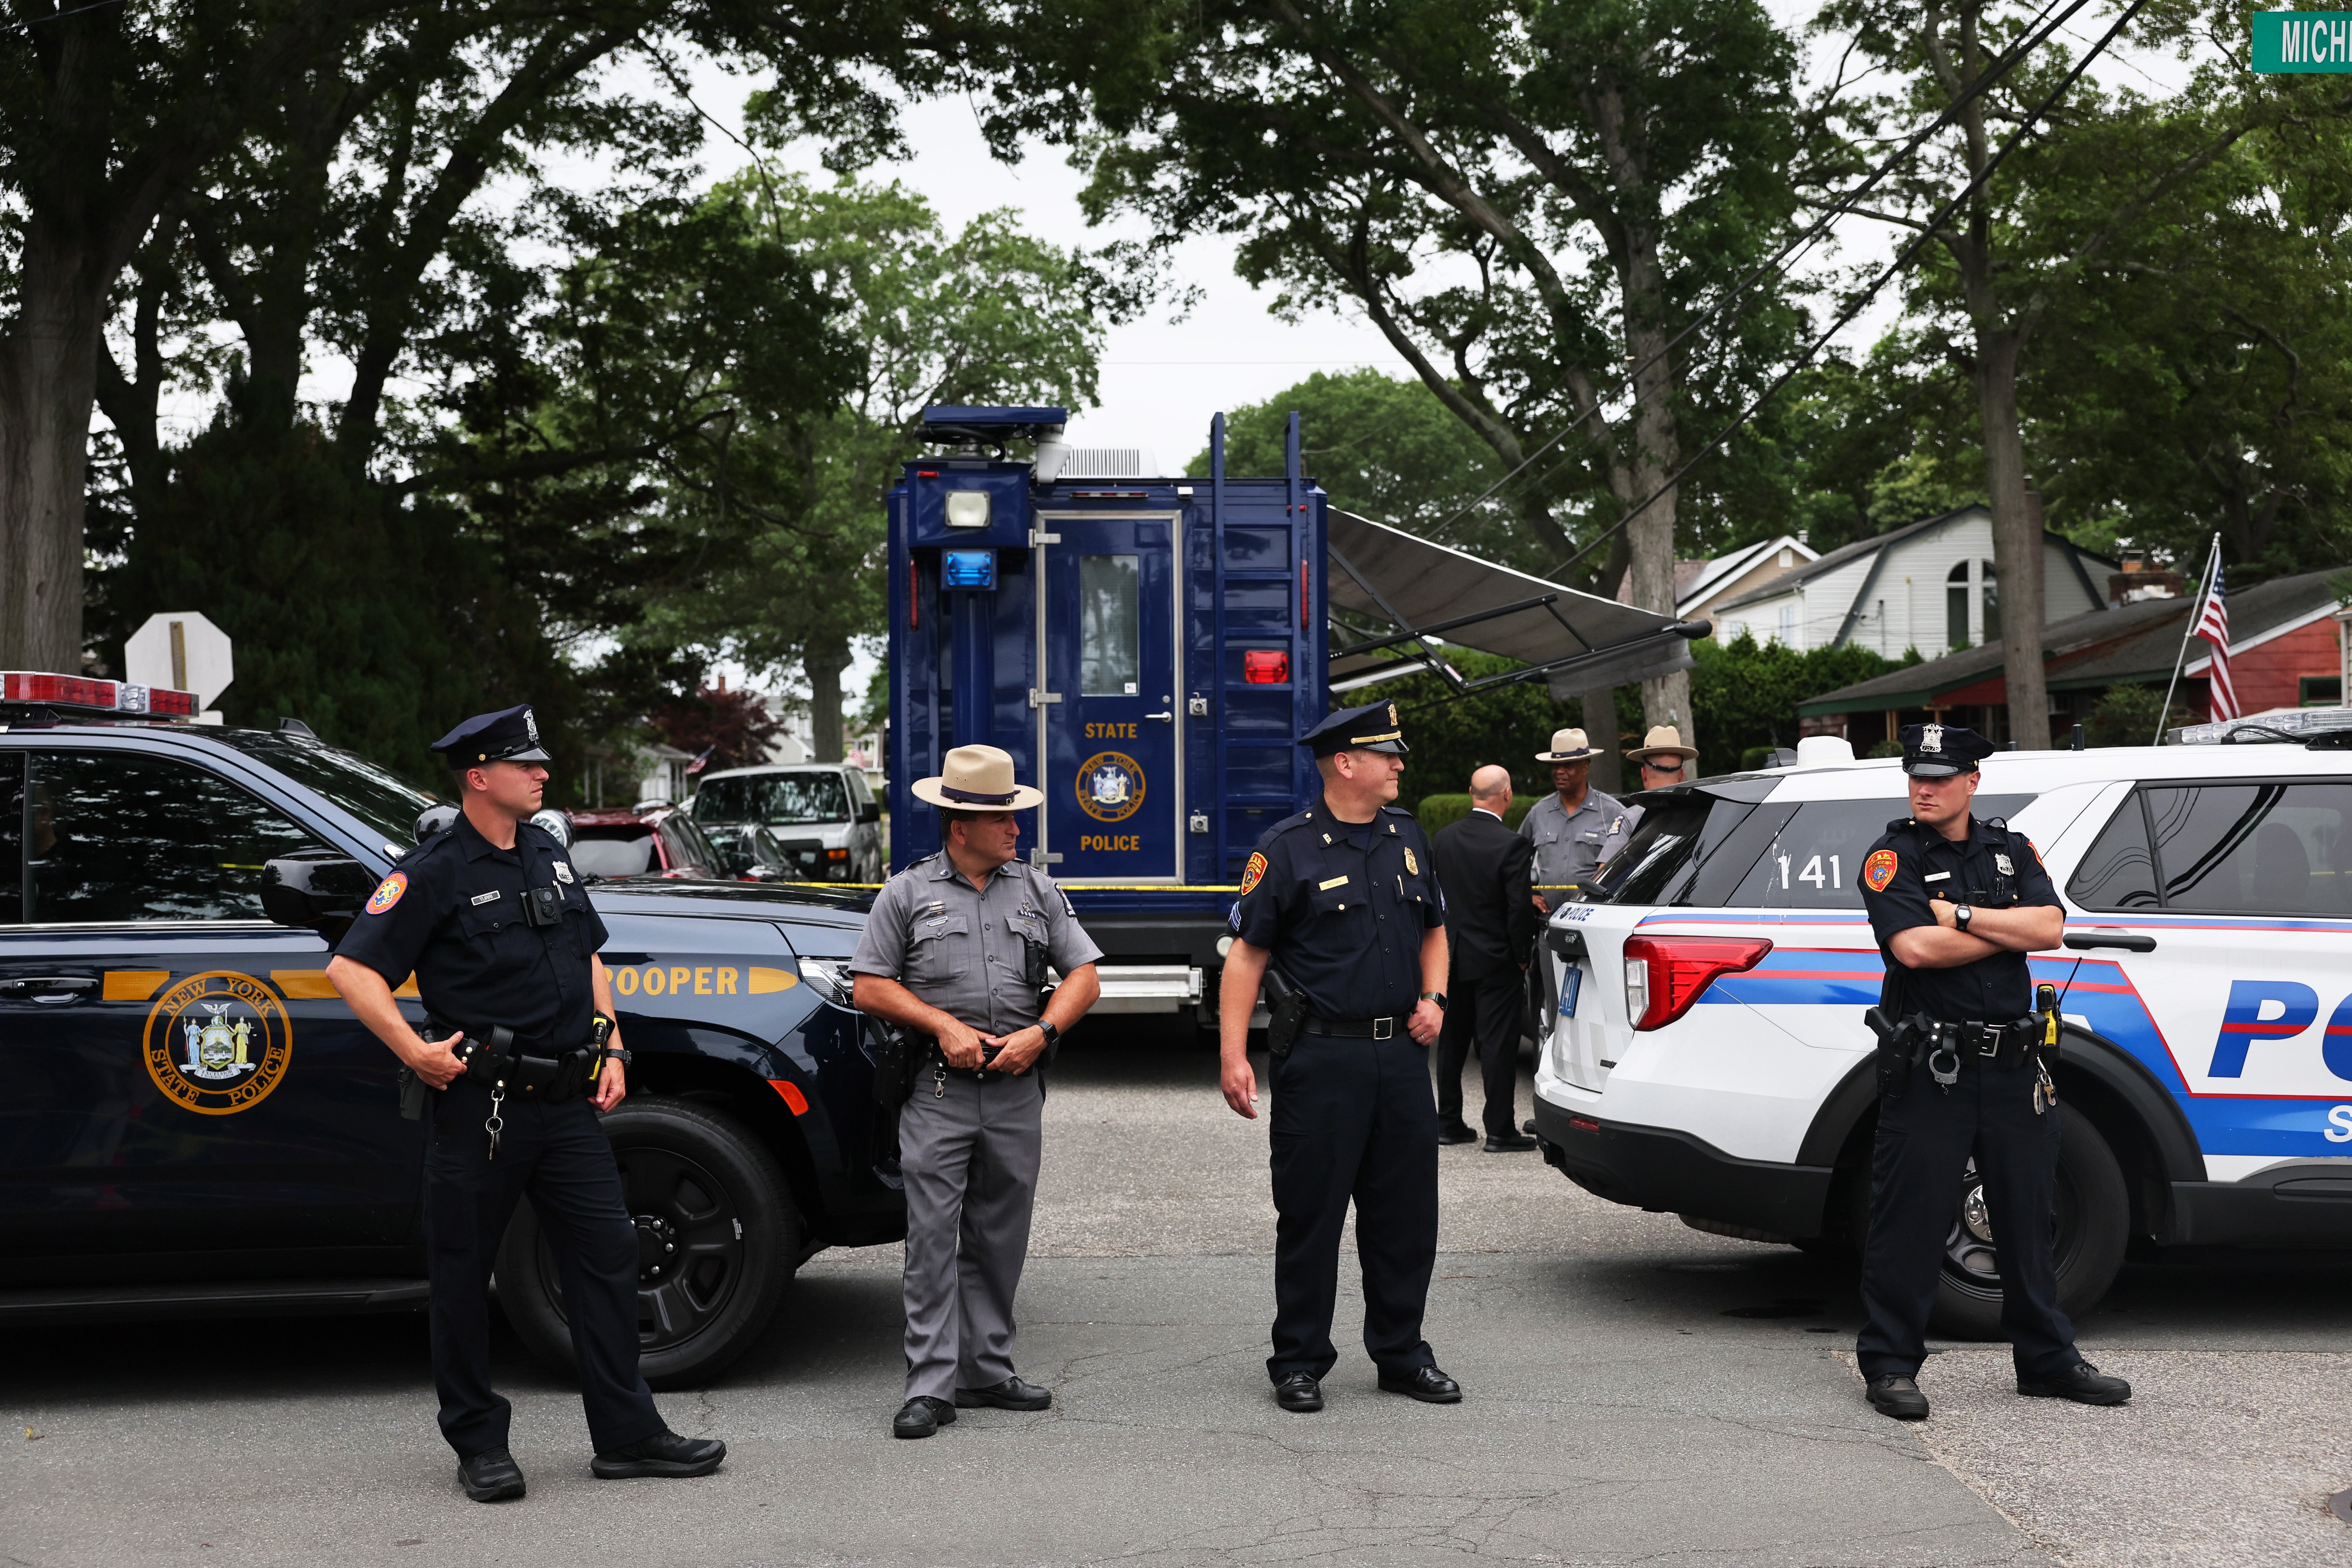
[1797,566,2349,715]
[1673,534,1817,614]
[1711,510,1969,615]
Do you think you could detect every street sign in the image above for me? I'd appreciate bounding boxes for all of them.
[125,612,234,710]
[2253,12,2352,71]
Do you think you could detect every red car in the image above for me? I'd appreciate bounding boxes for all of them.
[563,807,724,880]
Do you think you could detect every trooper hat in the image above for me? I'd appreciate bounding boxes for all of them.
[431,704,552,770]
[1898,721,1995,778]
[1535,727,1597,763]
[911,744,1045,811]
[1625,724,1699,763]
[1298,700,1409,757]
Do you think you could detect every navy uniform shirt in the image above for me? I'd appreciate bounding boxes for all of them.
[848,853,1103,1035]
[1230,798,1446,1020]
[1860,814,2058,1022]
[337,813,606,1045]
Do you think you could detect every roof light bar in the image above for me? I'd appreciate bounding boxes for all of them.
[0,671,200,718]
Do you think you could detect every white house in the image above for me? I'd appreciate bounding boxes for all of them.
[1706,505,2116,655]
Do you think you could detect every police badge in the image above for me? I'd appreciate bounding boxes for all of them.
[1403,847,1419,876]
[553,860,575,884]
[1994,853,2014,875]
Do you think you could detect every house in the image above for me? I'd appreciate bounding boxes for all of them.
[1797,566,2352,750]
[1675,534,1820,626]
[1706,505,2116,655]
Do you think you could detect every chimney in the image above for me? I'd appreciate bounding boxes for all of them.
[1796,529,1808,547]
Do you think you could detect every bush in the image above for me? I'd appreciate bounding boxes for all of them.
[1417,793,1542,837]
[1689,631,1911,776]
[2083,684,2201,747]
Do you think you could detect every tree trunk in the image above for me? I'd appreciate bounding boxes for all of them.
[1974,326,2051,749]
[804,636,850,763]
[0,238,106,671]
[1621,313,1697,767]
[1583,682,1623,797]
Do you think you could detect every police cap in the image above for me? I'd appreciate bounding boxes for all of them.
[1898,721,1994,777]
[430,704,552,770]
[1299,700,1409,757]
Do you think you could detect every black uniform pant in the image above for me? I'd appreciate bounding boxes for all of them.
[1266,1031,1439,1383]
[1856,1051,2082,1382]
[423,1078,663,1458]
[1434,967,1524,1138]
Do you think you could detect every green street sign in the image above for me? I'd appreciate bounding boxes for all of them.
[2253,11,2352,71]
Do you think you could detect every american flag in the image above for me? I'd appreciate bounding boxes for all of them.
[2196,562,2236,720]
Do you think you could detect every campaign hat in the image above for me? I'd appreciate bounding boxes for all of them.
[1535,727,1596,762]
[1298,700,1410,757]
[1624,724,1699,762]
[911,744,1045,811]
[1898,721,1994,777]
[430,704,552,769]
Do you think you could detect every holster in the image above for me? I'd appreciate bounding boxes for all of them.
[866,1015,927,1110]
[446,1022,595,1103]
[396,1064,427,1120]
[1864,1006,1922,1099]
[1021,935,1060,1069]
[1261,965,1308,1058]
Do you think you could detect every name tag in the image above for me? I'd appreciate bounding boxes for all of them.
[471,890,502,905]
[1319,875,1350,890]
[1923,872,1951,883]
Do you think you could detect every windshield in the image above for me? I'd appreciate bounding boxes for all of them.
[694,772,848,826]
[208,731,439,846]
[571,831,655,878]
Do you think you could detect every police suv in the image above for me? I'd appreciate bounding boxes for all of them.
[1532,724,2352,1333]
[0,673,898,1385]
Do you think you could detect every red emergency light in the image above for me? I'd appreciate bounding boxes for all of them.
[0,671,200,718]
[1242,650,1289,684]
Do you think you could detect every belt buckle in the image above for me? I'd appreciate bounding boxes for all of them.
[1372,1017,1394,1040]
[1975,1025,2000,1058]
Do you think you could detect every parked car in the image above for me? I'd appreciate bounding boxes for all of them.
[703,822,806,883]
[690,764,883,883]
[0,676,895,1387]
[566,806,726,880]
[1532,727,2352,1337]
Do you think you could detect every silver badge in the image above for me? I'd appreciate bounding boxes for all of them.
[1920,722,1944,753]
[1995,853,2014,875]
[553,861,574,884]
[524,707,540,745]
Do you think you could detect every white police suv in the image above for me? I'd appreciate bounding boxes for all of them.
[1530,722,2352,1334]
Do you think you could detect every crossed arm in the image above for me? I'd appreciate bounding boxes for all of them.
[1887,900,2064,969]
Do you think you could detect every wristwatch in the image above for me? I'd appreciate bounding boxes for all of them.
[1036,1021,1061,1049]
[1953,902,1973,933]
[1419,991,1448,1011]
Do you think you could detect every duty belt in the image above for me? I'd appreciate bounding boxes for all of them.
[1922,1016,2045,1069]
[1303,1014,1406,1040]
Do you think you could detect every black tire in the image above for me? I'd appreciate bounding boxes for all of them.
[496,1095,800,1389]
[1928,1102,2128,1340]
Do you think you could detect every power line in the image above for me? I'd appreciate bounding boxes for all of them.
[4,0,132,34]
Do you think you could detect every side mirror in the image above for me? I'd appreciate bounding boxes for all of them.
[261,851,376,941]
[858,800,881,824]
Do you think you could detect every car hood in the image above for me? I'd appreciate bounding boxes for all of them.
[588,879,872,931]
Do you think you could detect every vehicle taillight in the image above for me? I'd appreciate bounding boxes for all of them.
[1243,650,1288,684]
[1621,935,1771,1031]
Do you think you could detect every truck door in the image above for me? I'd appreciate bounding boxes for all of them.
[1041,515,1181,882]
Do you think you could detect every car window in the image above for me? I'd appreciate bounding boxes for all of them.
[660,813,720,874]
[1597,795,1759,906]
[0,754,20,918]
[693,772,849,825]
[23,750,328,922]
[2067,796,2160,909]
[2140,782,2352,915]
[570,831,655,878]
[206,730,439,846]
[1722,794,2036,909]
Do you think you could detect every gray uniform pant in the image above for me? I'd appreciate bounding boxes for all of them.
[898,1066,1044,1401]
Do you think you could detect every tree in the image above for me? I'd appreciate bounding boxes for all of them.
[652,682,787,773]
[1051,0,1806,767]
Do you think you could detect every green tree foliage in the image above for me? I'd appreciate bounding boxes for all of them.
[2082,682,2200,748]
[1687,632,1907,777]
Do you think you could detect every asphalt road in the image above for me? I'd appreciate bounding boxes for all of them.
[7,1022,2352,1567]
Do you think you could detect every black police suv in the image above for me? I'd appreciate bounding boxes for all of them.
[0,688,896,1387]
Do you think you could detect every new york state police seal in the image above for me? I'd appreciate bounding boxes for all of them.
[145,971,292,1115]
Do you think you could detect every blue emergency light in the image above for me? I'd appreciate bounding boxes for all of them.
[941,549,998,591]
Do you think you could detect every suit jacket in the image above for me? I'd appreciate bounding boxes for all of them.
[1433,808,1539,983]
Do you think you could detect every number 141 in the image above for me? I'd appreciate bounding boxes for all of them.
[1777,854,1841,891]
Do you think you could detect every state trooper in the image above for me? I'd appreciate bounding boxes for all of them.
[1518,727,1631,913]
[1854,722,2131,1420]
[1217,700,1460,1414]
[847,744,1103,1439]
[328,705,724,1502]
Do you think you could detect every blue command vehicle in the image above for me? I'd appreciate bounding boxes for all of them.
[0,673,897,1386]
[883,407,1708,1020]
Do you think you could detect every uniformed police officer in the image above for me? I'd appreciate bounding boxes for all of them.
[1218,700,1460,1414]
[1854,722,2132,1420]
[328,705,726,1501]
[847,744,1103,1440]
[1518,727,1631,913]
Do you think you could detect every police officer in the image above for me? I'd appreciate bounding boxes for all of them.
[847,744,1103,1440]
[1518,727,1631,913]
[328,706,725,1501]
[1218,700,1460,1414]
[1854,722,2132,1420]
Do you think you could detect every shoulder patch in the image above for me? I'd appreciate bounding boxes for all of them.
[1862,848,1899,893]
[1240,852,1269,896]
[366,871,408,915]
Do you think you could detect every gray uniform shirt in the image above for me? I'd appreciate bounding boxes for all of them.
[848,853,1104,1035]
[1519,788,1633,894]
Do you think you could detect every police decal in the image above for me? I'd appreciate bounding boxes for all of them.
[1863,848,1900,893]
[1076,751,1145,824]
[1240,852,1268,896]
[366,870,407,915]
[145,971,292,1116]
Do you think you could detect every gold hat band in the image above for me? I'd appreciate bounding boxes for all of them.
[1350,730,1402,744]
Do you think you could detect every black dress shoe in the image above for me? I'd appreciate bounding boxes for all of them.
[1437,1122,1479,1146]
[2017,1361,2131,1405]
[1483,1132,1539,1153]
[591,1429,726,1478]
[1273,1373,1324,1413]
[457,1446,525,1503]
[892,1396,958,1438]
[955,1375,1052,1410]
[1866,1376,1929,1420]
[1522,1118,1537,1134]
[1378,1365,1462,1403]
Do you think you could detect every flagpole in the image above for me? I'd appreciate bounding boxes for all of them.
[2154,532,2222,746]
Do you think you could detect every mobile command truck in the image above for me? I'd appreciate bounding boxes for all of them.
[883,406,1711,1027]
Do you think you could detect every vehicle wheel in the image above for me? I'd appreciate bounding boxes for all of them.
[1928,1103,2127,1340]
[496,1096,800,1389]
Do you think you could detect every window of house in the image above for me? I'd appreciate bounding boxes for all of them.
[2302,676,2343,707]
[1947,562,1970,648]
[1776,604,1798,647]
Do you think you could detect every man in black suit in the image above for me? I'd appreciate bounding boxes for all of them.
[1432,766,1540,1152]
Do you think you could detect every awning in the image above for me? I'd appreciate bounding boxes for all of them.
[1324,509,1704,697]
